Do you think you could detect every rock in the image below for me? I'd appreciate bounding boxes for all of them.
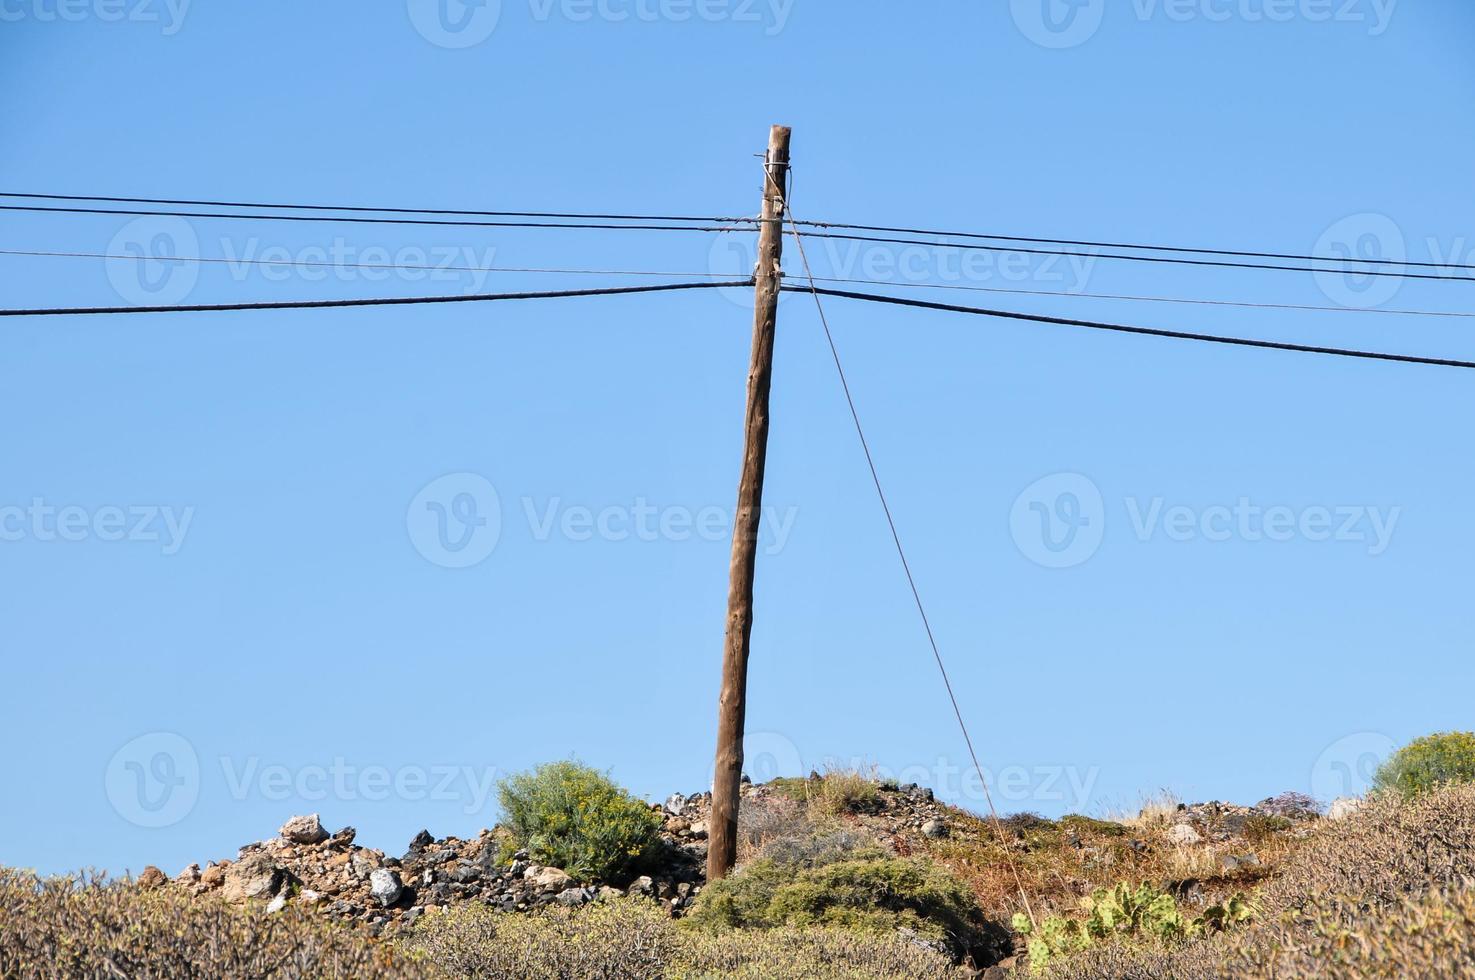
[370,868,404,907]
[265,892,288,915]
[689,820,708,839]
[199,863,227,890]
[299,889,324,905]
[1328,798,1364,821]
[627,875,655,897]
[222,854,283,903]
[556,886,591,906]
[351,851,383,880]
[451,865,482,884]
[279,814,329,845]
[176,864,201,886]
[921,819,949,839]
[526,866,573,892]
[1167,823,1203,846]
[327,826,357,849]
[596,886,625,901]
[667,817,691,835]
[407,829,435,853]
[137,866,168,889]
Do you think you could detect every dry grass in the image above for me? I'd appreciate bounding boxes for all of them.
[1041,784,1475,979]
[0,869,422,980]
[406,899,971,979]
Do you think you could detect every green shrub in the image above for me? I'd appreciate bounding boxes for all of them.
[497,760,662,884]
[1373,732,1475,798]
[686,842,1003,964]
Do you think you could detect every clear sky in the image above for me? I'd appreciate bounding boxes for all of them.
[3,1,1473,878]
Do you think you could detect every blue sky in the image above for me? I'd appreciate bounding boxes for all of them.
[3,1,1473,877]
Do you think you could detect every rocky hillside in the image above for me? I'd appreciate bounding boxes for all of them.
[144,774,1324,953]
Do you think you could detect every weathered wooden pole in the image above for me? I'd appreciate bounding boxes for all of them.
[707,124,791,882]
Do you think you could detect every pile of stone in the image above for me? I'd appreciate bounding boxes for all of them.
[155,799,710,936]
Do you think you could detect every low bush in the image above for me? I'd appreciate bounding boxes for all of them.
[1260,781,1475,920]
[686,841,1005,965]
[496,760,662,884]
[1373,731,1475,798]
[0,870,420,980]
[1038,784,1475,980]
[407,899,970,979]
[808,767,883,816]
[675,924,970,979]
[406,899,678,980]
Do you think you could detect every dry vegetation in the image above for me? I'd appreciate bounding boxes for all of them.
[0,869,424,980]
[1042,783,1475,979]
[7,773,1475,978]
[407,899,970,980]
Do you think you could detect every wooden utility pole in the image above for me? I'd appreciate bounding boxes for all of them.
[708,124,791,883]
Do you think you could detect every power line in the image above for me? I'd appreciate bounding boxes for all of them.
[8,246,1473,319]
[0,280,751,317]
[0,247,748,281]
[795,217,1456,272]
[785,210,1041,929]
[799,274,1475,319]
[0,191,756,226]
[0,203,747,234]
[779,284,1475,370]
[800,229,1475,284]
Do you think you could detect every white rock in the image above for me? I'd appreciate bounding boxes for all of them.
[370,868,404,907]
[1167,823,1203,845]
[279,813,329,845]
[265,892,289,915]
[1327,798,1364,821]
[527,866,574,892]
